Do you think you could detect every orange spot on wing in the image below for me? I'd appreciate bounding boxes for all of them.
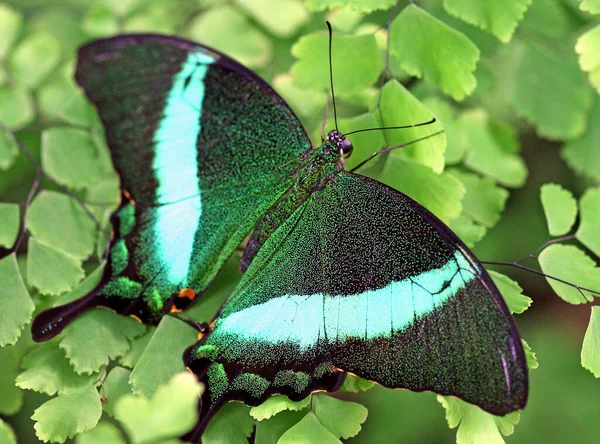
[170,306,182,313]
[178,288,196,300]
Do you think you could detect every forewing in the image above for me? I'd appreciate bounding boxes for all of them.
[184,171,527,436]
[32,35,310,341]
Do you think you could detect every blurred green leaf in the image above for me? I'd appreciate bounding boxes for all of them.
[59,309,146,374]
[76,422,126,444]
[580,0,600,14]
[0,254,34,346]
[0,342,26,415]
[0,4,22,59]
[129,316,197,398]
[438,395,519,444]
[540,183,577,237]
[8,33,61,89]
[42,128,105,190]
[423,97,465,165]
[459,109,527,187]
[82,4,119,37]
[279,411,340,443]
[511,41,593,140]
[326,6,364,31]
[523,339,538,370]
[0,420,16,444]
[59,90,102,128]
[562,96,600,181]
[0,86,35,130]
[117,327,153,369]
[340,374,375,393]
[538,244,600,304]
[187,6,271,69]
[581,306,600,378]
[442,0,531,42]
[291,32,382,97]
[489,271,532,314]
[15,343,96,396]
[313,394,368,439]
[255,409,307,444]
[27,237,85,295]
[576,187,600,258]
[203,402,254,444]
[519,0,576,38]
[273,73,326,118]
[28,190,97,260]
[379,81,446,173]
[378,156,465,224]
[390,5,479,101]
[0,203,19,248]
[250,395,310,420]
[450,214,486,247]
[237,0,309,38]
[101,366,132,417]
[575,25,600,95]
[0,126,19,170]
[303,0,395,13]
[32,385,102,443]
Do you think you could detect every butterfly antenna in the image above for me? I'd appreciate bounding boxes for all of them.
[345,118,437,136]
[349,130,444,173]
[326,21,339,132]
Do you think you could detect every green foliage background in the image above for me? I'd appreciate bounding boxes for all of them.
[0,0,600,442]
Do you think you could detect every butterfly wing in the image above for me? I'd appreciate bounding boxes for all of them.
[32,35,311,341]
[184,171,528,437]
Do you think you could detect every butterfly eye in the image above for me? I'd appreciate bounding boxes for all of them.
[340,138,353,157]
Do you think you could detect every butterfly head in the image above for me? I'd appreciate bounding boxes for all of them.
[327,130,353,158]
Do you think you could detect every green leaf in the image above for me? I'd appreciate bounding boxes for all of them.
[389,5,480,101]
[377,157,465,224]
[273,74,326,118]
[42,128,105,190]
[312,394,368,439]
[187,6,271,69]
[511,41,593,140]
[438,395,519,443]
[442,0,532,42]
[580,0,600,14]
[450,214,486,247]
[489,271,532,314]
[340,374,375,392]
[0,86,35,130]
[129,316,197,397]
[459,109,527,188]
[581,306,600,378]
[115,372,201,444]
[562,96,600,181]
[0,4,22,59]
[59,90,101,128]
[76,422,126,444]
[0,341,26,415]
[303,0,395,13]
[27,190,97,260]
[117,327,153,368]
[54,262,105,307]
[576,187,600,258]
[255,409,307,444]
[576,25,600,95]
[0,126,19,170]
[60,309,146,374]
[237,0,309,38]
[0,420,16,444]
[0,254,34,346]
[519,0,575,38]
[448,169,509,227]
[82,5,119,37]
[291,32,382,97]
[539,183,577,237]
[32,385,102,443]
[250,395,310,420]
[0,203,19,248]
[27,237,85,296]
[203,403,254,444]
[422,97,465,165]
[379,81,446,173]
[15,343,96,396]
[102,367,132,417]
[523,339,538,371]
[8,33,61,89]
[538,244,600,304]
[278,412,340,444]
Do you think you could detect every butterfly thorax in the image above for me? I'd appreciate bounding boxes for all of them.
[240,142,342,271]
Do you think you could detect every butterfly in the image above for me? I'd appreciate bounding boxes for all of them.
[31,34,528,438]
